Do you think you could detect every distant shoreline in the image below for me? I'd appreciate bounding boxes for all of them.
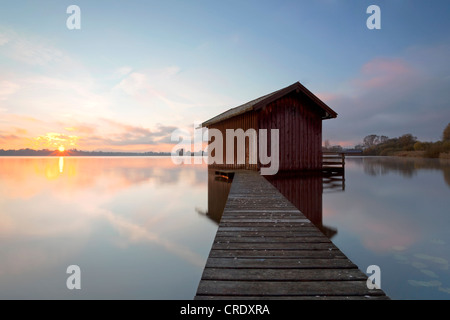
[392,150,450,159]
[0,151,171,157]
[0,155,174,157]
[2,149,449,160]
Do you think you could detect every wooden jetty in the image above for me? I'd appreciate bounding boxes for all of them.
[195,170,389,300]
[322,152,345,174]
[322,152,346,192]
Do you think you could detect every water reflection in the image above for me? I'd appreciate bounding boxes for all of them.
[353,156,450,188]
[206,169,233,224]
[323,157,450,299]
[0,157,213,299]
[266,171,337,239]
[59,157,64,173]
[0,157,207,200]
[205,167,338,239]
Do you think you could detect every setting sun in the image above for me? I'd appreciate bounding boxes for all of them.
[58,146,65,153]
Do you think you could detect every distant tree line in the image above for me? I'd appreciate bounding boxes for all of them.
[0,148,171,156]
[358,123,450,158]
[322,140,361,153]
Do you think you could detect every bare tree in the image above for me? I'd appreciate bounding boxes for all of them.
[443,123,450,141]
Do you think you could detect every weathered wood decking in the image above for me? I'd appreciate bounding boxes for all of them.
[195,170,389,300]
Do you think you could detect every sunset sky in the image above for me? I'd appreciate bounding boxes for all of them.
[1,0,450,151]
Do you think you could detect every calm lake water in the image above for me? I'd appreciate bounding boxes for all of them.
[1,156,449,300]
[0,157,216,299]
[322,157,450,300]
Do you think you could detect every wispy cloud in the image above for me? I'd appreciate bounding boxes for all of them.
[0,32,9,46]
[355,58,415,89]
[64,125,96,135]
[80,119,178,148]
[0,134,20,144]
[114,72,149,96]
[322,44,450,145]
[115,66,133,77]
[0,28,66,66]
[0,25,236,151]
[0,80,20,101]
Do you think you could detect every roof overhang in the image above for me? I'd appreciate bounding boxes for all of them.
[202,81,337,127]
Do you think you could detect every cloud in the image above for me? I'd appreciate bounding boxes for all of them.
[112,67,183,105]
[0,28,236,151]
[162,65,181,77]
[322,45,450,145]
[81,119,178,147]
[0,134,20,143]
[115,66,133,77]
[0,29,65,66]
[1,74,113,122]
[114,72,148,96]
[355,58,414,89]
[14,128,27,135]
[0,80,20,101]
[0,113,180,151]
[65,125,96,135]
[33,132,80,149]
[0,32,9,46]
[0,28,108,120]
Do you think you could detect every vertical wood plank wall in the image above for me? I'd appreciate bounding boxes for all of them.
[259,94,323,171]
[207,93,323,171]
[207,111,258,171]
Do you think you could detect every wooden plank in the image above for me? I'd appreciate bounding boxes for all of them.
[219,223,317,228]
[223,212,307,216]
[205,258,357,269]
[322,161,344,165]
[216,231,324,237]
[196,280,385,296]
[211,242,337,250]
[209,250,346,259]
[218,218,311,223]
[218,226,317,232]
[221,217,310,222]
[222,209,300,213]
[225,206,298,210]
[221,216,308,221]
[201,268,367,281]
[214,236,331,243]
[195,295,390,300]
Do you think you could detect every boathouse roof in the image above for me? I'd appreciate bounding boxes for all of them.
[202,81,337,127]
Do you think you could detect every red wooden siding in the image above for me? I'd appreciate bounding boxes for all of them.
[258,93,323,171]
[266,172,323,227]
[207,111,258,170]
[206,92,323,171]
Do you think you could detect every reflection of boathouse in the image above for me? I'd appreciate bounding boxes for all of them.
[206,169,233,224]
[207,169,337,238]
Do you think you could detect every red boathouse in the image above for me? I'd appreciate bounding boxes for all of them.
[202,82,338,172]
